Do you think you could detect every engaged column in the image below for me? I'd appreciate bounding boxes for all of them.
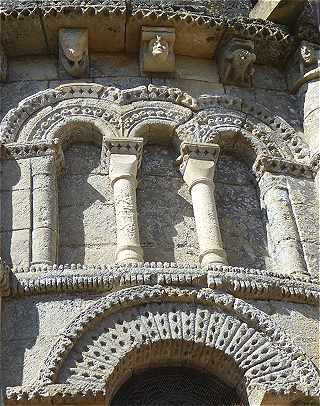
[179,142,228,267]
[105,138,144,264]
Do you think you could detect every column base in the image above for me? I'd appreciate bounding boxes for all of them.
[200,249,228,267]
[116,245,144,264]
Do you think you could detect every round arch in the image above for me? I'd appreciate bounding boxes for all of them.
[0,83,310,165]
[37,286,320,404]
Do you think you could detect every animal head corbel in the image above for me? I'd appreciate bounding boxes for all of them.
[59,28,89,78]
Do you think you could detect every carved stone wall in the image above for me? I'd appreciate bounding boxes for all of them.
[1,1,319,405]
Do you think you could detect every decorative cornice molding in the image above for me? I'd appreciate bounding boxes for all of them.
[253,155,315,180]
[5,263,319,305]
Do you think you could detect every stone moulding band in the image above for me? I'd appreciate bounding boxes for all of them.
[5,263,320,305]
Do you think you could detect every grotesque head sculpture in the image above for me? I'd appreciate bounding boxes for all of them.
[59,29,89,78]
[149,35,170,63]
[219,38,256,87]
[300,42,320,67]
[141,27,175,73]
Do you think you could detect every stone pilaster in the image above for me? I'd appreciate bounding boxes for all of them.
[30,141,64,267]
[254,156,308,277]
[179,142,228,267]
[310,151,320,197]
[104,138,144,264]
[0,259,10,406]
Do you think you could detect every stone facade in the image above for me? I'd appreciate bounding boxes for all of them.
[0,0,319,405]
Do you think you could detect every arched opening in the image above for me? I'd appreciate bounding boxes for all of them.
[111,366,244,406]
[57,122,116,264]
[133,122,197,263]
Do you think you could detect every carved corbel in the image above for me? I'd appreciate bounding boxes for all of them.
[0,43,7,82]
[218,38,256,87]
[140,26,175,73]
[291,41,320,93]
[0,259,10,297]
[59,28,89,78]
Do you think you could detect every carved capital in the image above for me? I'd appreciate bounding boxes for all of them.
[179,142,220,189]
[218,38,256,87]
[0,258,10,297]
[140,26,175,73]
[0,43,7,82]
[0,140,64,174]
[103,138,143,186]
[253,155,314,180]
[59,28,89,78]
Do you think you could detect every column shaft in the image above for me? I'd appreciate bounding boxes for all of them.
[259,174,307,276]
[31,155,59,266]
[106,138,144,264]
[180,143,228,267]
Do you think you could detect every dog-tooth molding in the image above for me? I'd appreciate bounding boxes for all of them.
[0,84,312,166]
[5,263,319,305]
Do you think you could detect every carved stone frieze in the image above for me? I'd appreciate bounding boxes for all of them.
[8,263,320,305]
[140,27,175,73]
[218,38,256,87]
[31,286,320,401]
[59,29,89,78]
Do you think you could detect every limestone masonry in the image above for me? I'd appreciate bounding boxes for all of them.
[0,0,319,405]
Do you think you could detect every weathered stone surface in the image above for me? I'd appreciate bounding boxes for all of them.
[8,56,58,82]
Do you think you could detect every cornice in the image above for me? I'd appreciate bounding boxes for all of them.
[0,3,295,66]
[6,263,319,305]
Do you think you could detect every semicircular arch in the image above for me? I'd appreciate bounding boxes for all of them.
[38,286,320,402]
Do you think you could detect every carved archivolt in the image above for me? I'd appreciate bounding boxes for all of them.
[36,286,319,402]
[0,84,311,165]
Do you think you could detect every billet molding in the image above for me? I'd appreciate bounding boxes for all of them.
[5,263,320,305]
[0,84,310,164]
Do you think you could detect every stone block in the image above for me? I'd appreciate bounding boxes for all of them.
[1,80,48,115]
[254,65,287,91]
[1,158,31,191]
[59,203,116,246]
[90,53,140,78]
[303,107,320,152]
[215,155,257,186]
[59,174,113,208]
[59,244,115,265]
[153,78,224,97]
[288,177,319,244]
[140,145,180,178]
[93,76,150,89]
[175,56,220,83]
[8,56,58,81]
[1,189,31,231]
[0,229,30,267]
[302,241,320,278]
[1,15,48,56]
[302,80,320,118]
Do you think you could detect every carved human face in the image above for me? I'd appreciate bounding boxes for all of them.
[149,35,169,61]
[300,44,316,65]
[60,29,88,77]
